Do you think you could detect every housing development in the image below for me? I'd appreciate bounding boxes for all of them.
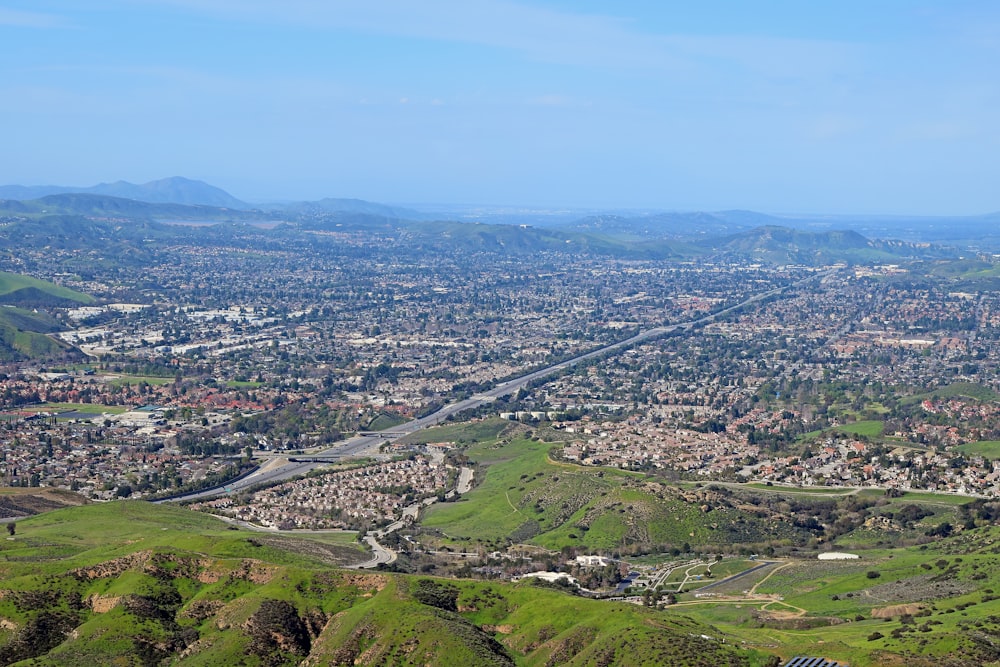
[4,242,999,511]
[4,193,1000,666]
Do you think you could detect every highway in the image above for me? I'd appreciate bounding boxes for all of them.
[164,271,826,504]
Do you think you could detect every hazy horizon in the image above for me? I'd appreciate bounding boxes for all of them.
[4,1,999,215]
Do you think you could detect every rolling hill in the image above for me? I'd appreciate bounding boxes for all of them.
[0,502,771,666]
[0,307,80,361]
[702,226,958,265]
[0,191,963,265]
[0,193,260,222]
[0,273,90,360]
[0,272,94,308]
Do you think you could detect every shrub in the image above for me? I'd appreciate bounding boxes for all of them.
[412,579,459,612]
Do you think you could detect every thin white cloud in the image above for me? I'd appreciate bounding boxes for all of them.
[129,0,857,78]
[0,8,73,29]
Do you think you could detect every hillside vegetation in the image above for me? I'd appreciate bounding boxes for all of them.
[422,437,814,552]
[0,272,93,307]
[0,502,770,666]
[0,273,89,360]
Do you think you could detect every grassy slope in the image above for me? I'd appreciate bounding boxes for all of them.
[1,480,995,665]
[0,271,94,305]
[0,274,91,359]
[0,324,72,359]
[0,307,76,359]
[902,382,1000,404]
[422,438,807,551]
[0,502,768,667]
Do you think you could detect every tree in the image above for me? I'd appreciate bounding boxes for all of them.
[6,522,14,536]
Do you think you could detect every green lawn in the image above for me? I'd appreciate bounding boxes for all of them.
[861,490,977,506]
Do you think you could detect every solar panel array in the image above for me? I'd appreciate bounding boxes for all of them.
[783,658,844,667]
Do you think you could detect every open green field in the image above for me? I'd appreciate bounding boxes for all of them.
[955,441,1000,458]
[105,374,176,386]
[0,502,368,574]
[854,488,977,507]
[27,402,128,415]
[903,382,1000,404]
[225,380,262,388]
[836,420,884,437]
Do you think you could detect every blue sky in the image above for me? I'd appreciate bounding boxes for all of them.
[2,1,999,214]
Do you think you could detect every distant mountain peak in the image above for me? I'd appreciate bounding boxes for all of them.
[0,177,249,209]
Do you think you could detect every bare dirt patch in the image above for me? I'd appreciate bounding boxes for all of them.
[750,610,844,630]
[861,574,975,604]
[0,489,87,518]
[245,534,366,566]
[871,603,925,619]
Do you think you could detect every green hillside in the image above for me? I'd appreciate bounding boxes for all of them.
[422,437,813,552]
[0,272,94,306]
[0,307,79,361]
[0,502,769,666]
[1,472,998,665]
[703,226,957,265]
[0,324,74,360]
[0,193,256,221]
[0,273,90,360]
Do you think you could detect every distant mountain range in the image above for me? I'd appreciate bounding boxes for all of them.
[0,177,248,209]
[2,176,997,245]
[0,176,991,262]
[264,197,430,220]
